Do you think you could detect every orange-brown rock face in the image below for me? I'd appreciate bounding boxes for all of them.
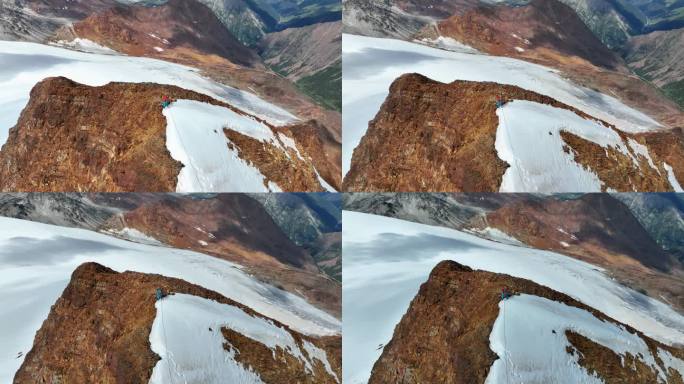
[368,260,684,384]
[343,73,684,192]
[0,77,333,192]
[14,262,341,384]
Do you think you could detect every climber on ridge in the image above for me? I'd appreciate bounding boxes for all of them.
[496,94,506,108]
[156,288,166,301]
[161,95,174,109]
[501,286,512,301]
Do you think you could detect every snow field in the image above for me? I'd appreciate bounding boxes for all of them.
[342,211,684,383]
[495,100,648,192]
[342,34,661,176]
[163,100,282,192]
[149,294,339,384]
[0,217,340,383]
[0,41,297,146]
[486,294,684,384]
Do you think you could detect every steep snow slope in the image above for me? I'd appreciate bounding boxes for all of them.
[342,34,660,176]
[149,293,338,384]
[342,210,684,384]
[487,294,681,383]
[0,41,297,146]
[163,100,283,192]
[495,100,666,192]
[0,217,339,383]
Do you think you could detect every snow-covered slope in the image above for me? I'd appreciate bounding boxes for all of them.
[495,100,665,192]
[342,33,661,176]
[163,100,284,192]
[149,293,338,384]
[0,217,339,383]
[342,210,684,384]
[487,294,681,383]
[0,41,297,147]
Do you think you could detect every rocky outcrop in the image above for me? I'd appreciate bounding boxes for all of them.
[343,73,684,192]
[369,260,684,384]
[14,262,341,384]
[48,0,342,164]
[278,119,342,190]
[0,77,333,192]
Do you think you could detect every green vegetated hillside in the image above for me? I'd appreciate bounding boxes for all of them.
[297,60,342,111]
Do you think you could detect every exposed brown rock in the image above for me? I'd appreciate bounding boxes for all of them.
[14,262,341,384]
[277,119,342,191]
[224,129,326,192]
[343,73,684,192]
[369,260,684,384]
[0,77,333,192]
[566,331,683,384]
[50,0,342,169]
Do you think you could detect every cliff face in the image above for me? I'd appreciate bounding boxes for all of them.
[343,73,684,192]
[14,263,341,384]
[0,77,334,192]
[369,260,684,384]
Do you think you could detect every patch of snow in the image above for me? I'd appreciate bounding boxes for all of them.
[627,138,658,172]
[470,227,523,246]
[52,38,117,54]
[342,211,684,384]
[101,227,163,246]
[658,348,684,378]
[149,294,338,384]
[163,100,283,192]
[278,133,304,161]
[514,46,525,52]
[486,294,675,383]
[495,100,634,192]
[198,240,208,246]
[342,34,660,176]
[153,46,164,52]
[415,36,478,53]
[664,163,684,192]
[0,41,297,146]
[0,217,340,382]
[302,340,340,382]
[560,241,570,247]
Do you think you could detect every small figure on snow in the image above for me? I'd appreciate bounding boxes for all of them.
[155,287,166,301]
